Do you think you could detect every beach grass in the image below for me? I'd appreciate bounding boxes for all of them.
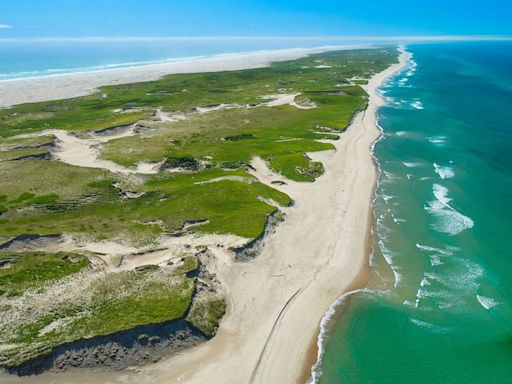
[0,47,398,369]
[0,255,198,368]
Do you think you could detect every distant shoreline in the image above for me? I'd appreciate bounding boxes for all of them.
[0,45,365,108]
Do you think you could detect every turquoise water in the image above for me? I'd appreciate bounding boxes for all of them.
[317,42,512,383]
[0,38,381,81]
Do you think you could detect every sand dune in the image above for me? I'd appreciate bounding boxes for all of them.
[1,48,410,384]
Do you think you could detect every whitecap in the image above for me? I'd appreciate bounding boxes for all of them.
[402,161,421,168]
[411,100,424,110]
[427,135,447,145]
[378,239,403,288]
[425,184,474,235]
[430,255,444,266]
[476,295,499,309]
[433,162,455,179]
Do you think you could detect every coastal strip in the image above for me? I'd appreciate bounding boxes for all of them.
[0,46,362,108]
[132,47,410,384]
[306,47,411,384]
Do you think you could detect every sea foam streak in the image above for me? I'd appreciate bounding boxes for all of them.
[425,184,474,235]
[409,318,451,334]
[433,162,455,179]
[403,161,422,168]
[427,135,447,145]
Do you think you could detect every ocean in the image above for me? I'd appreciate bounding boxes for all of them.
[0,38,379,81]
[316,42,512,383]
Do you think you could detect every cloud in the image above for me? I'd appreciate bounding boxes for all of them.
[0,24,12,29]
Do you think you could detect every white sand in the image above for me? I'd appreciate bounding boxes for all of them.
[261,93,317,109]
[0,47,359,108]
[0,48,410,384]
[49,127,163,175]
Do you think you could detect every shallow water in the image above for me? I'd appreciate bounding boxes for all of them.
[317,42,512,384]
[0,38,376,81]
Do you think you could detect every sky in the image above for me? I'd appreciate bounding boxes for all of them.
[0,0,511,39]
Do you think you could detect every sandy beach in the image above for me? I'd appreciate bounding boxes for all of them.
[0,46,363,108]
[1,47,409,384]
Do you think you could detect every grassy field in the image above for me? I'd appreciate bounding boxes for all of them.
[0,253,197,367]
[0,48,398,368]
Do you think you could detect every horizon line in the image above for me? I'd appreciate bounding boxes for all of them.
[0,34,511,43]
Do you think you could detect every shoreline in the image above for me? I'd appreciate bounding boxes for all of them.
[0,47,410,384]
[0,45,365,108]
[303,47,411,384]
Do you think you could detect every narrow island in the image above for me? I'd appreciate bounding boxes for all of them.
[0,47,407,383]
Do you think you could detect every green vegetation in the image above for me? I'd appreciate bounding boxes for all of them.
[0,147,49,161]
[0,251,89,296]
[187,296,227,336]
[0,48,398,368]
[0,256,197,368]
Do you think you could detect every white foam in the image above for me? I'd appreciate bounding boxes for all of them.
[476,295,499,309]
[382,170,399,181]
[430,255,444,266]
[416,243,457,256]
[409,318,450,334]
[425,184,474,235]
[307,288,374,384]
[411,100,424,109]
[427,135,447,145]
[402,161,421,168]
[433,162,455,179]
[398,77,409,86]
[378,239,403,288]
[433,184,452,206]
[395,131,408,137]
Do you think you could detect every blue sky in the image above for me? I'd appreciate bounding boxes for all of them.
[0,0,511,38]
